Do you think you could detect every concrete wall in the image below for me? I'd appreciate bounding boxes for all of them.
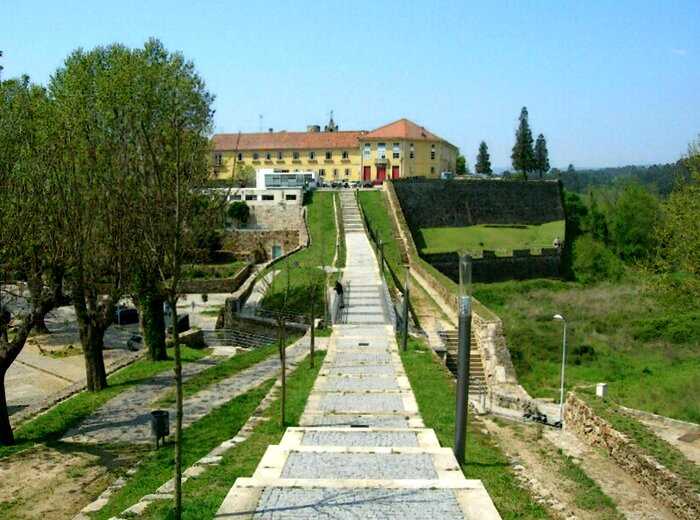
[565,394,700,520]
[423,248,561,283]
[392,178,564,228]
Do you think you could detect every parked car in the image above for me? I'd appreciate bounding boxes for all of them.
[342,181,350,188]
[330,181,342,188]
[362,181,373,188]
[351,181,362,189]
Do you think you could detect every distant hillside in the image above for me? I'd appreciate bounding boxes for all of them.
[554,161,689,196]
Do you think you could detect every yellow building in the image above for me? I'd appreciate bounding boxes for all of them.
[211,117,458,184]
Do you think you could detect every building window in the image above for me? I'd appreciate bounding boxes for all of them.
[285,194,297,201]
[409,143,415,159]
[245,194,257,201]
[377,143,386,159]
[342,150,349,159]
[308,150,316,160]
[265,151,272,160]
[231,194,241,201]
[293,151,300,160]
[252,152,260,160]
[213,152,222,166]
[345,168,350,176]
[430,144,436,160]
[237,152,243,161]
[318,168,326,177]
[430,166,435,175]
[333,168,338,178]
[277,151,283,160]
[392,143,400,159]
[262,194,274,201]
[363,143,371,160]
[325,151,332,160]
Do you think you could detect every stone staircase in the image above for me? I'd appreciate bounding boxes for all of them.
[339,190,364,233]
[438,329,487,395]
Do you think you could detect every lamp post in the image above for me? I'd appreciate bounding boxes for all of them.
[553,314,568,425]
[454,253,472,465]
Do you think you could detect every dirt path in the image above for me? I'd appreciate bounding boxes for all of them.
[0,444,141,520]
[545,428,679,520]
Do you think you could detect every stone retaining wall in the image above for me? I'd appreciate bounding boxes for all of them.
[424,248,561,283]
[179,263,251,294]
[564,393,700,520]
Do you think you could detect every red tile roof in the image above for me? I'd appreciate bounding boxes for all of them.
[363,118,446,142]
[212,130,366,151]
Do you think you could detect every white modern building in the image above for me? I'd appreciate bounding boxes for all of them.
[255,168,317,190]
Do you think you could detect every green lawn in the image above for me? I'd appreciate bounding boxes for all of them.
[261,191,336,317]
[473,278,700,423]
[136,352,325,519]
[415,221,565,255]
[400,336,549,519]
[0,346,209,460]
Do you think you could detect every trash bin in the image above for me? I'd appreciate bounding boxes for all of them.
[150,410,170,449]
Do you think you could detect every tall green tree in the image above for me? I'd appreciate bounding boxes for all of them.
[475,141,492,175]
[455,155,467,176]
[511,106,535,179]
[534,133,550,178]
[608,181,660,261]
[0,77,64,444]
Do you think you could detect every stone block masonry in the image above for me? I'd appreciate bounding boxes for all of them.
[564,393,700,520]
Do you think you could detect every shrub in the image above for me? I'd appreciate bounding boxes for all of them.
[572,235,624,284]
[633,311,700,344]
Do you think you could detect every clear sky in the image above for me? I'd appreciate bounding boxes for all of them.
[3,1,698,168]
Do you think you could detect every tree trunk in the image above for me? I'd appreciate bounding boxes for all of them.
[139,289,167,361]
[32,313,50,335]
[278,321,287,427]
[170,296,183,519]
[81,324,107,391]
[0,369,14,446]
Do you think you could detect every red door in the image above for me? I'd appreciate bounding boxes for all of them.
[376,165,386,184]
[391,166,400,179]
[363,166,371,181]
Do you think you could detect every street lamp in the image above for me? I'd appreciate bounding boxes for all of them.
[454,253,472,465]
[553,314,568,425]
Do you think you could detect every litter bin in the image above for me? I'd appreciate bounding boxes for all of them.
[150,410,170,449]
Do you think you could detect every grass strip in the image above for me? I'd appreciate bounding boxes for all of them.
[557,448,622,518]
[0,346,208,460]
[334,192,347,269]
[154,334,300,408]
[400,336,549,519]
[581,392,699,491]
[139,351,325,519]
[92,378,276,520]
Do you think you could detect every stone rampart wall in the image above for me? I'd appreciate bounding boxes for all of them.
[179,263,251,294]
[392,178,564,228]
[424,248,561,283]
[565,393,700,520]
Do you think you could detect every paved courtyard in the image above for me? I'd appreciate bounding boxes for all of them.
[215,191,500,518]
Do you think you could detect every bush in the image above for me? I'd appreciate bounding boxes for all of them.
[572,235,624,284]
[633,311,700,344]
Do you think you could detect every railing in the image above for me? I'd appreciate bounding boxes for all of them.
[355,191,420,327]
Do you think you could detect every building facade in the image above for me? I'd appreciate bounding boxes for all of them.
[211,117,458,184]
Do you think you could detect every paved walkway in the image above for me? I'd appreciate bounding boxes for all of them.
[62,338,311,445]
[216,191,500,519]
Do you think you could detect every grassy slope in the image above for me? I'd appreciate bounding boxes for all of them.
[261,191,336,316]
[474,278,700,422]
[416,220,565,255]
[0,346,208,460]
[400,337,549,519]
[138,352,325,519]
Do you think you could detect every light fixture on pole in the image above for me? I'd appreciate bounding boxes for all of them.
[454,252,472,465]
[553,314,568,426]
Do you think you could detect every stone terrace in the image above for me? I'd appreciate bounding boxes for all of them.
[215,191,500,519]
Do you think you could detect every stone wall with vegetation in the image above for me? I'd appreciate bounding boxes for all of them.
[392,178,565,228]
[565,393,700,520]
[179,263,251,294]
[424,248,561,283]
[222,229,301,263]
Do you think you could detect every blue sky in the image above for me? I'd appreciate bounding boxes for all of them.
[3,1,698,168]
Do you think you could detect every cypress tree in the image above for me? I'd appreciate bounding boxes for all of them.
[511,106,535,179]
[475,141,492,175]
[534,133,550,178]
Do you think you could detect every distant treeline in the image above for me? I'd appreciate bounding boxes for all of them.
[552,162,690,196]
